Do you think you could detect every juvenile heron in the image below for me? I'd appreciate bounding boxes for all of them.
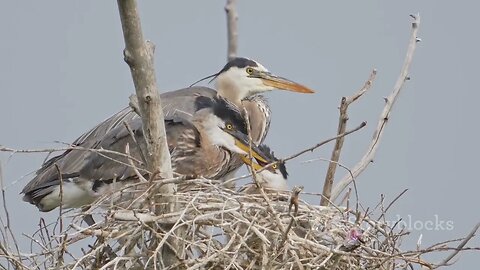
[241,144,289,192]
[21,96,268,211]
[170,96,268,179]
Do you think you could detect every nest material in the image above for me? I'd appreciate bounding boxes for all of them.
[9,178,434,269]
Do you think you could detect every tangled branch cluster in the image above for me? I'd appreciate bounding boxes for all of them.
[1,177,475,269]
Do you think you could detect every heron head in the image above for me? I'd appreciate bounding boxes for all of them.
[212,57,315,101]
[193,97,269,164]
[240,144,289,191]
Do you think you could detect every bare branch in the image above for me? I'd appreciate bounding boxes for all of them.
[331,14,422,201]
[321,69,376,206]
[283,121,367,163]
[438,222,480,267]
[117,0,179,265]
[225,0,238,61]
[117,0,173,180]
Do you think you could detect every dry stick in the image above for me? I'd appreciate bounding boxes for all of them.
[438,222,480,267]
[0,163,24,269]
[320,69,377,206]
[116,0,179,266]
[116,0,173,179]
[377,189,409,222]
[123,120,148,166]
[0,145,145,174]
[279,186,303,249]
[282,121,367,164]
[331,14,422,202]
[54,164,64,235]
[242,108,285,234]
[225,0,238,61]
[53,164,68,269]
[125,144,148,183]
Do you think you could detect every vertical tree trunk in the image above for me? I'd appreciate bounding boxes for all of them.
[225,0,238,61]
[116,0,181,267]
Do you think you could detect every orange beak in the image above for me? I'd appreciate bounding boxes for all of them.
[256,71,315,94]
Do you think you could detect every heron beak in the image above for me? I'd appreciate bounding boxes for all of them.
[257,71,315,93]
[224,129,269,164]
[240,155,264,171]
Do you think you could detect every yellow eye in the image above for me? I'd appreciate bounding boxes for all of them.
[246,67,254,74]
[272,164,278,169]
[226,123,233,130]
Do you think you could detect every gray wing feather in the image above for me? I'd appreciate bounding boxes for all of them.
[22,86,218,203]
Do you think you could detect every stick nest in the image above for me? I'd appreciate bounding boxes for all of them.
[3,178,452,270]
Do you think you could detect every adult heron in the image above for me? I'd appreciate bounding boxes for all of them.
[165,57,315,145]
[21,96,268,211]
[163,57,314,180]
[21,57,313,210]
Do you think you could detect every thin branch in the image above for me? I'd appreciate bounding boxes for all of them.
[280,186,304,248]
[225,0,238,61]
[438,222,480,267]
[379,189,409,221]
[321,69,377,206]
[283,121,366,163]
[249,122,365,183]
[331,14,422,201]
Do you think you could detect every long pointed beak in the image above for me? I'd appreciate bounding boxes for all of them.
[240,155,264,171]
[224,129,269,164]
[256,71,315,93]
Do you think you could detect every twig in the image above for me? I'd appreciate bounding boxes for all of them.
[0,163,23,269]
[331,14,422,201]
[378,189,409,221]
[0,145,145,171]
[248,122,365,188]
[125,143,148,182]
[280,186,303,248]
[225,0,238,61]
[283,121,366,163]
[54,164,64,235]
[123,120,147,166]
[320,69,376,206]
[438,222,480,267]
[242,108,285,235]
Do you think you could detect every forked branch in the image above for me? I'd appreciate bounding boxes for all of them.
[320,69,377,206]
[331,14,422,202]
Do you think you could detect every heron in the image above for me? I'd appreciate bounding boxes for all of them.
[21,96,269,211]
[167,57,315,145]
[163,57,314,180]
[241,144,289,192]
[21,57,313,210]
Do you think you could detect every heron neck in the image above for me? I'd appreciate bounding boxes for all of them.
[217,89,243,106]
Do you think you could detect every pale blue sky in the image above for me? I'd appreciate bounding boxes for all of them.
[1,1,479,268]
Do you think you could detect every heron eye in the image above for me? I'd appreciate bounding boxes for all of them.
[246,67,254,75]
[226,124,234,130]
[272,164,278,169]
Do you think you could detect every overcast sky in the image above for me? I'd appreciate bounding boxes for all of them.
[1,1,479,268]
